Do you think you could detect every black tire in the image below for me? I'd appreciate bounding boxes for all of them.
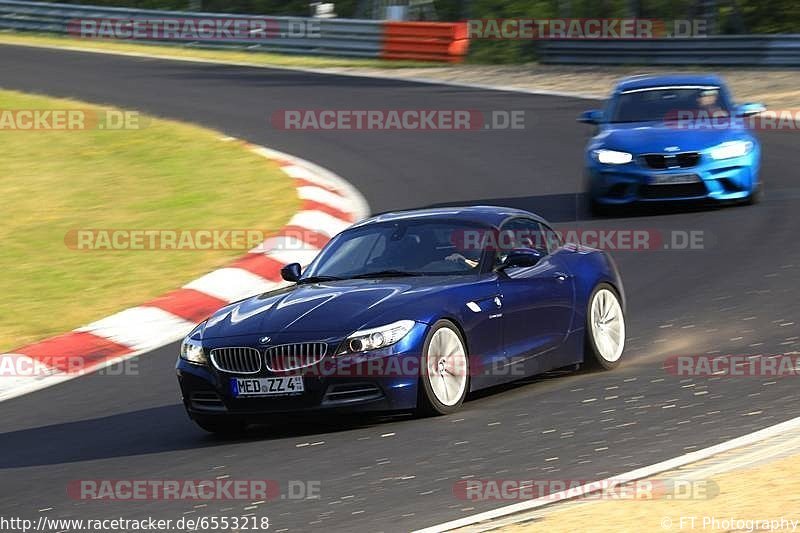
[418,320,469,416]
[194,417,247,436]
[584,283,625,371]
[590,199,613,217]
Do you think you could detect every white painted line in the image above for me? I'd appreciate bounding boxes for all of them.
[184,267,279,303]
[413,415,800,533]
[687,434,800,480]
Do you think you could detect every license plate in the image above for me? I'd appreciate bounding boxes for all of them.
[231,376,304,397]
[650,174,699,185]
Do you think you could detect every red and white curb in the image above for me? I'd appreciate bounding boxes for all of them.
[0,141,369,402]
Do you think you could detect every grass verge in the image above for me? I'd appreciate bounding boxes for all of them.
[0,89,298,352]
[0,31,436,69]
[509,452,800,532]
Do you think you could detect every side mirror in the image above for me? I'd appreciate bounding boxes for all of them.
[281,262,302,282]
[498,248,544,270]
[736,103,766,117]
[578,109,603,125]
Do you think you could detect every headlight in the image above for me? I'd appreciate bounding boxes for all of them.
[593,149,633,165]
[180,322,208,365]
[340,320,415,355]
[709,140,753,160]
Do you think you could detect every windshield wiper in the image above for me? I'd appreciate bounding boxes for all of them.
[350,270,424,279]
[296,275,343,284]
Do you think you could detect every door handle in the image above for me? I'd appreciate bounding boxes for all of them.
[554,272,570,282]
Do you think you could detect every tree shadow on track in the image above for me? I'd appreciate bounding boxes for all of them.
[0,365,630,469]
[0,404,407,468]
[162,66,430,90]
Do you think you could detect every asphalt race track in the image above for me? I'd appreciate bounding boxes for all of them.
[1,45,799,531]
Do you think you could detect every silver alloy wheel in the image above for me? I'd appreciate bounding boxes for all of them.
[426,327,468,407]
[589,288,625,362]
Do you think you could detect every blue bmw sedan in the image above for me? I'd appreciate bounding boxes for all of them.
[580,74,765,214]
[177,207,626,434]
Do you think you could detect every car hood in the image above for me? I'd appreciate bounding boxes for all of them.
[202,277,472,339]
[596,122,748,153]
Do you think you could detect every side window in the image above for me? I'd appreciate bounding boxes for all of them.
[496,218,548,263]
[542,223,562,254]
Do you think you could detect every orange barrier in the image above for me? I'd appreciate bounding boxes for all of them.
[381,21,469,63]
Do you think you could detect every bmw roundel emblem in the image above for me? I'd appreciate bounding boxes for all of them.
[259,336,271,344]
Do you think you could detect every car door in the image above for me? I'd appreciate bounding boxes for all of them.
[496,218,575,376]
[457,274,506,391]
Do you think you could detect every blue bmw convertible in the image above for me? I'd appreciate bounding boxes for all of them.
[580,74,765,214]
[177,207,626,434]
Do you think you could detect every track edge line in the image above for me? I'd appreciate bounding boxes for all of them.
[413,415,800,532]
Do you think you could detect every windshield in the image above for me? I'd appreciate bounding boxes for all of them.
[610,87,730,123]
[302,220,488,279]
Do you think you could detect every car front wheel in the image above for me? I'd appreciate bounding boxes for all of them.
[419,320,469,415]
[745,181,763,205]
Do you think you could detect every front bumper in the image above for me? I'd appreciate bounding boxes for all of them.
[177,361,419,420]
[176,323,429,421]
[587,152,758,205]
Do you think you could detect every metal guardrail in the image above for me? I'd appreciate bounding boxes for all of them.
[0,0,468,61]
[538,36,800,67]
[0,0,384,57]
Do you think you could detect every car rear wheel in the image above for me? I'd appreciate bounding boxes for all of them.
[585,284,625,370]
[419,320,469,415]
